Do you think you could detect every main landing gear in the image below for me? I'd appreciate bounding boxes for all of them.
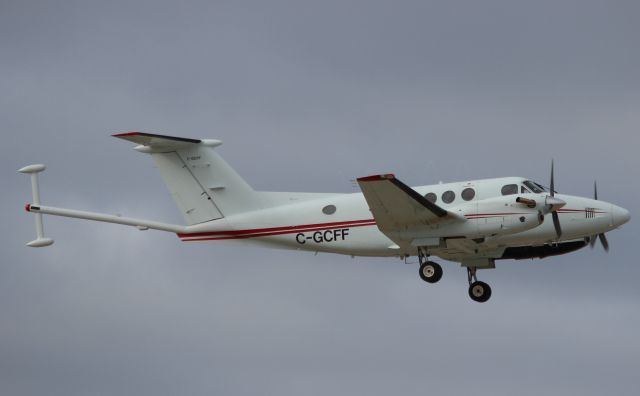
[417,249,443,284]
[417,249,492,302]
[419,260,443,283]
[467,267,491,303]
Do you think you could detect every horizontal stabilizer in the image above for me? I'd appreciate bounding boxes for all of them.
[112,132,221,152]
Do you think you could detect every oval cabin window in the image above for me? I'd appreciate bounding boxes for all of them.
[322,205,337,215]
[461,188,475,201]
[442,190,455,204]
[425,193,437,203]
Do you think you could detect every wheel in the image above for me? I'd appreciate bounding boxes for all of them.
[419,261,443,283]
[468,281,492,303]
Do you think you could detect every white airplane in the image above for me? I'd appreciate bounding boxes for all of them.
[19,132,630,302]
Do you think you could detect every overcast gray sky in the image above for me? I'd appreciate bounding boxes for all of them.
[2,0,639,395]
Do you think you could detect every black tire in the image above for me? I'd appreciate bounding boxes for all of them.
[419,261,443,283]
[468,281,492,303]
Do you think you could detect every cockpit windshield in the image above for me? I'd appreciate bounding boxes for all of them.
[523,180,547,193]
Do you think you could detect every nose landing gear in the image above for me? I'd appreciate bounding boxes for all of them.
[467,267,491,303]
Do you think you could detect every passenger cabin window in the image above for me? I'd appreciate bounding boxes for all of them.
[461,188,475,201]
[442,190,455,204]
[501,184,518,195]
[425,192,437,203]
[322,205,336,215]
[523,180,545,193]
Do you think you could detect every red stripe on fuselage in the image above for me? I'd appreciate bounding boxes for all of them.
[180,221,377,242]
[557,209,605,213]
[465,212,528,217]
[178,219,377,239]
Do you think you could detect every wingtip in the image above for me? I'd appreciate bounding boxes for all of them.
[112,132,143,137]
[357,174,395,182]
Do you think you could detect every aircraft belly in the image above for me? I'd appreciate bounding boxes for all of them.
[500,241,587,260]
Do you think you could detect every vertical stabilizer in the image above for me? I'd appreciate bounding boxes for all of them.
[151,151,224,224]
[113,132,261,225]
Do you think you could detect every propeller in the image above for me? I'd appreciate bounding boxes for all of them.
[598,233,610,252]
[589,181,610,252]
[547,159,563,239]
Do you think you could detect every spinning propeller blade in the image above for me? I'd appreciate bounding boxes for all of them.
[550,159,555,197]
[590,180,610,252]
[552,211,562,239]
[598,233,610,252]
[547,159,562,239]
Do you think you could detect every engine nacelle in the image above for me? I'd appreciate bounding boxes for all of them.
[458,195,545,238]
[475,210,542,237]
[390,194,546,241]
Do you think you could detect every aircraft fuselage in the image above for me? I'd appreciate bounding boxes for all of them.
[178,176,630,263]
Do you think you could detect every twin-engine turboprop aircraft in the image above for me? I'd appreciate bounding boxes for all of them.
[19,133,630,302]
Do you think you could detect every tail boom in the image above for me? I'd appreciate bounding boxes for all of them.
[26,204,188,234]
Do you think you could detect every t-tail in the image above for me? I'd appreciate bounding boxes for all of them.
[112,132,261,224]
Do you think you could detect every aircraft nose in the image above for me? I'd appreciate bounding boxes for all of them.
[612,204,631,227]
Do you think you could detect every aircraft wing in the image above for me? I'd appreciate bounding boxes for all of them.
[357,174,463,235]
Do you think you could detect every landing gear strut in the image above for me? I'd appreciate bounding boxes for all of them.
[418,249,442,284]
[467,267,491,303]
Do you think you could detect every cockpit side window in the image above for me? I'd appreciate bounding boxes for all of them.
[523,181,545,193]
[521,185,531,194]
[501,184,518,195]
[534,182,549,193]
